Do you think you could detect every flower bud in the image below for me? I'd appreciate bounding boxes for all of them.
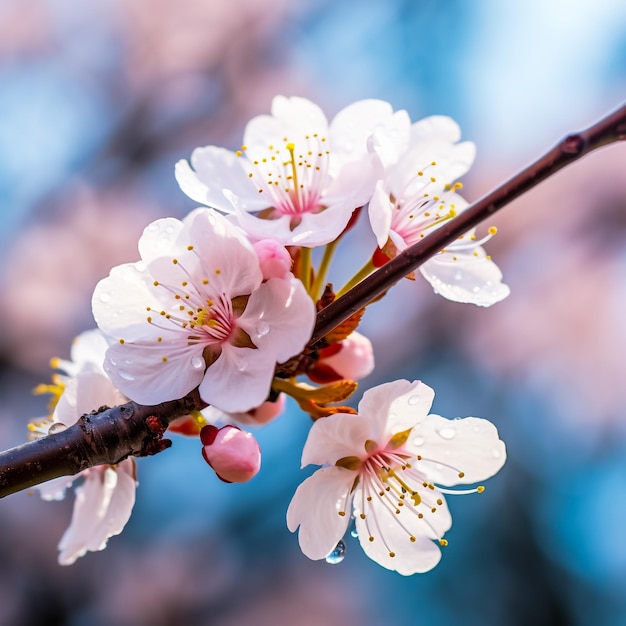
[253,239,292,280]
[234,394,286,426]
[200,425,261,483]
[308,331,374,384]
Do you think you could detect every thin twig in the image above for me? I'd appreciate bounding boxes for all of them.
[1,103,624,498]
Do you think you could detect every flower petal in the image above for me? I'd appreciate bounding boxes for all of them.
[368,180,394,249]
[103,338,205,405]
[354,494,444,574]
[405,414,506,485]
[358,379,435,444]
[286,466,354,560]
[301,412,375,467]
[58,460,136,565]
[238,275,314,363]
[198,344,275,413]
[175,147,268,213]
[420,249,510,307]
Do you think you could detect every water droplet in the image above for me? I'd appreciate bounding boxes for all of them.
[472,286,480,293]
[48,422,67,435]
[407,394,421,406]
[472,426,480,433]
[191,356,205,369]
[492,448,502,459]
[325,540,346,564]
[438,427,456,440]
[165,225,175,234]
[256,321,270,338]
[236,360,248,372]
[413,436,425,447]
[118,370,135,381]
[98,292,110,303]
[147,223,160,232]
[135,261,147,273]
[454,272,462,281]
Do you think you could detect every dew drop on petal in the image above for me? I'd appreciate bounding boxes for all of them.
[454,272,462,281]
[118,370,135,381]
[256,321,270,338]
[135,261,147,273]
[98,292,110,303]
[492,448,502,459]
[165,225,175,235]
[437,427,456,440]
[325,540,346,564]
[413,436,425,447]
[237,360,248,372]
[48,422,67,435]
[407,394,421,406]
[191,356,205,370]
[147,223,160,232]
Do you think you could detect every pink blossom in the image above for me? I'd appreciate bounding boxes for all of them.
[201,425,261,483]
[92,208,315,413]
[287,379,506,575]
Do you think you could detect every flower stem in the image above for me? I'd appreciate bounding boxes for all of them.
[300,246,312,294]
[336,257,376,298]
[311,101,626,345]
[311,239,339,301]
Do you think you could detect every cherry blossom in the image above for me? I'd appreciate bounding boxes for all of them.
[200,425,261,483]
[308,331,374,384]
[287,379,506,575]
[369,116,509,306]
[175,96,406,247]
[92,208,315,413]
[30,329,137,566]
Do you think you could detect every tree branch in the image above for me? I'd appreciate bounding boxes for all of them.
[1,102,624,499]
[312,102,626,343]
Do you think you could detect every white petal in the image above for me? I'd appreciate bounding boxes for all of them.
[301,412,375,468]
[410,115,462,144]
[198,345,275,413]
[238,276,315,363]
[137,217,186,262]
[103,338,205,405]
[68,329,109,374]
[286,466,354,560]
[405,414,506,486]
[176,147,268,212]
[368,180,394,249]
[354,489,444,575]
[358,380,434,444]
[330,99,410,168]
[185,208,263,296]
[38,475,76,501]
[57,460,136,565]
[420,249,510,307]
[92,262,165,342]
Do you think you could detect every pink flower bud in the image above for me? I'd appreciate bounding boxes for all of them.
[235,394,286,426]
[200,425,261,483]
[308,331,374,384]
[253,239,292,280]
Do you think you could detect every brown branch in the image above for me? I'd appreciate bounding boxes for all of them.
[1,102,625,499]
[312,101,626,343]
[0,390,205,498]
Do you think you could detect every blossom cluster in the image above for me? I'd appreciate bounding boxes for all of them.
[30,96,507,574]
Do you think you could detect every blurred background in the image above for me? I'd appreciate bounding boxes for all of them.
[1,0,626,624]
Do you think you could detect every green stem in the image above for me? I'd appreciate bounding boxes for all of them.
[311,239,340,301]
[336,257,376,298]
[300,247,312,294]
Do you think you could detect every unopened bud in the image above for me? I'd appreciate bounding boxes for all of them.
[309,331,374,384]
[235,394,286,426]
[200,425,261,483]
[253,239,292,280]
